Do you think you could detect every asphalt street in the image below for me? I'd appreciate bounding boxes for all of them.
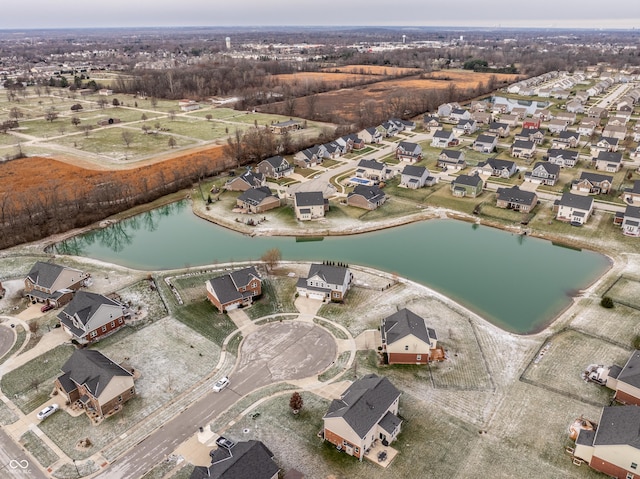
[96,321,336,479]
[0,428,49,479]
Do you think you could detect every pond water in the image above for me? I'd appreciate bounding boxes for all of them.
[52,201,610,334]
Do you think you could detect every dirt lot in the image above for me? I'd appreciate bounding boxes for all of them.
[262,70,520,123]
[0,145,227,210]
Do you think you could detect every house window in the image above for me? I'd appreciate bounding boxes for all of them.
[354,447,359,454]
[632,463,638,470]
[119,318,123,324]
[101,326,107,332]
[627,473,634,479]
[130,388,135,394]
[111,321,115,328]
[118,395,123,402]
[404,345,409,351]
[90,331,97,338]
[251,282,256,288]
[416,355,422,360]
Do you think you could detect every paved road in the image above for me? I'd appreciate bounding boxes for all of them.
[96,322,336,479]
[0,428,49,479]
[0,324,15,360]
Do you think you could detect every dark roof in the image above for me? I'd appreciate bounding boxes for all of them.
[295,191,325,207]
[559,192,593,211]
[261,156,288,169]
[440,149,463,160]
[453,174,483,188]
[191,440,279,479]
[512,140,535,150]
[306,264,349,286]
[237,171,264,186]
[489,122,508,130]
[532,162,560,176]
[26,262,82,290]
[348,185,386,203]
[382,308,433,345]
[575,428,596,447]
[401,165,427,178]
[496,186,537,205]
[598,136,619,145]
[608,364,623,380]
[625,205,640,220]
[357,159,385,171]
[558,130,580,139]
[593,405,640,448]
[237,187,275,206]
[208,267,260,306]
[481,158,516,171]
[518,127,543,136]
[324,374,401,438]
[59,349,132,398]
[629,180,640,194]
[433,130,453,139]
[397,141,420,153]
[378,410,402,434]
[547,148,578,159]
[475,134,497,144]
[618,350,640,389]
[596,151,623,163]
[578,172,613,184]
[56,291,121,328]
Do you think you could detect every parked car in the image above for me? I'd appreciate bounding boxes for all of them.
[36,404,59,420]
[215,436,236,450]
[212,376,229,392]
[41,303,54,313]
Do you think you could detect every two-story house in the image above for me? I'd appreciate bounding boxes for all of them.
[206,266,262,313]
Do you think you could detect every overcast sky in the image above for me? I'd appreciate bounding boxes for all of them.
[1,0,639,30]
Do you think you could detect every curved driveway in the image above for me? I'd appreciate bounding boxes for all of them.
[97,321,336,479]
[0,324,15,360]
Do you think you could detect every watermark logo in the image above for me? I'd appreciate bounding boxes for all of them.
[9,460,29,469]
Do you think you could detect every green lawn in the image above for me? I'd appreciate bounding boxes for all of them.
[172,299,237,346]
[0,344,75,414]
[245,277,299,320]
[20,430,59,468]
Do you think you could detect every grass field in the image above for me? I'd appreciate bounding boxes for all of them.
[20,430,59,468]
[244,277,299,320]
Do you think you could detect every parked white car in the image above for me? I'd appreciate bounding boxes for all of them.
[36,404,59,420]
[212,376,229,392]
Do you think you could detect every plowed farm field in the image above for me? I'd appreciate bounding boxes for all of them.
[263,70,520,122]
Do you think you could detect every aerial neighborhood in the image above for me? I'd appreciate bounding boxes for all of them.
[2,27,640,479]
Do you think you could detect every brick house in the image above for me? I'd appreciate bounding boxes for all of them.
[495,186,538,212]
[55,349,135,422]
[206,266,262,313]
[236,187,281,213]
[57,291,129,344]
[381,309,438,365]
[322,374,402,460]
[24,262,90,308]
[346,185,387,210]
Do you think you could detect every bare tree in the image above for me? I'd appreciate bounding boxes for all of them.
[121,130,134,148]
[261,248,281,272]
[205,114,212,121]
[97,98,108,109]
[71,116,81,127]
[168,136,177,148]
[44,108,58,122]
[168,110,177,121]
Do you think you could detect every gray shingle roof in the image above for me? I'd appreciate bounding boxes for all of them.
[618,350,640,389]
[306,264,349,286]
[261,156,288,169]
[209,267,260,306]
[532,161,560,176]
[357,159,385,171]
[496,186,537,205]
[593,405,640,448]
[237,187,275,206]
[547,148,577,160]
[56,291,122,328]
[559,192,594,211]
[401,165,427,178]
[348,185,386,203]
[59,349,132,398]
[382,308,434,345]
[26,262,84,290]
[324,374,401,439]
[191,440,279,479]
[625,205,640,220]
[596,151,622,163]
[440,149,463,160]
[295,191,324,207]
[512,140,535,150]
[578,172,613,184]
[453,174,483,188]
[475,134,497,144]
